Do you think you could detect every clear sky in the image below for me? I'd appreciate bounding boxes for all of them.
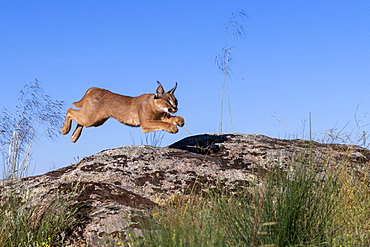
[1,1,370,176]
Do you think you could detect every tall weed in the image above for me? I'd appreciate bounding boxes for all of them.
[215,10,248,133]
[0,80,64,178]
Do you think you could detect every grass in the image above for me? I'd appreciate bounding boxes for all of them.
[0,81,82,247]
[215,10,248,133]
[130,130,165,147]
[0,80,64,179]
[0,182,84,247]
[126,148,370,247]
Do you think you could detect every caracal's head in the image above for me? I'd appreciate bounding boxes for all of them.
[154,81,179,114]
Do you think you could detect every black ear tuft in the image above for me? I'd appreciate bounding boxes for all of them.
[167,82,178,94]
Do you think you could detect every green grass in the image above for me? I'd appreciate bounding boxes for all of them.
[0,81,78,246]
[0,183,84,247]
[127,152,370,247]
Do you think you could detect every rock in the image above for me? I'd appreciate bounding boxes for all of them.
[1,134,369,246]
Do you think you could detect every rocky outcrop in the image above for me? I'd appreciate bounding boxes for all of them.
[1,134,369,246]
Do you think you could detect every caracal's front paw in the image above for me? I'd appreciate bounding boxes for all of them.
[175,116,185,127]
[167,125,179,134]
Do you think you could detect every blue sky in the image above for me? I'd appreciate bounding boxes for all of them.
[1,1,370,176]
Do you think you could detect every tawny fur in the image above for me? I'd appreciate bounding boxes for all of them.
[61,82,184,143]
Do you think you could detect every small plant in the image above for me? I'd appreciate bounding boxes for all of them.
[0,80,64,178]
[330,165,370,245]
[215,10,248,133]
[130,130,165,147]
[142,131,165,147]
[263,166,339,246]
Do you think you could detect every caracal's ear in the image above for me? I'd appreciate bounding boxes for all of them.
[167,82,178,95]
[155,81,165,99]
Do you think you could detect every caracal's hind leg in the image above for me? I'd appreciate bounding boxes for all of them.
[71,124,83,143]
[61,108,87,142]
[61,108,74,135]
